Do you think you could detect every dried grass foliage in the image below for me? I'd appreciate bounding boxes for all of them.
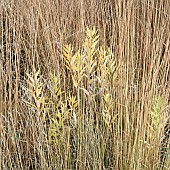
[0,0,170,169]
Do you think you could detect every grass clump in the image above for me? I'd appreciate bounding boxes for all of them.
[0,0,170,170]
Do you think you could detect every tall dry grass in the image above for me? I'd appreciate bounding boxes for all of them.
[0,0,170,169]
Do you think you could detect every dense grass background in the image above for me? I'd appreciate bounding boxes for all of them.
[0,0,170,169]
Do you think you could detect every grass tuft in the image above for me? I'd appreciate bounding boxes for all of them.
[0,1,170,169]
